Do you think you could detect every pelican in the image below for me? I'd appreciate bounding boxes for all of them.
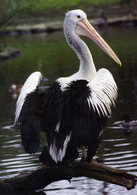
[15,10,121,168]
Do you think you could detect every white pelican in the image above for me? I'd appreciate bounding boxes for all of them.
[15,10,121,168]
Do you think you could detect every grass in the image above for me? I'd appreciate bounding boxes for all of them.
[1,0,122,16]
[31,0,121,12]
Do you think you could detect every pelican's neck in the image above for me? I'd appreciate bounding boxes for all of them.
[64,27,96,80]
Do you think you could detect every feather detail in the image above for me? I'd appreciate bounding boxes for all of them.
[49,132,72,163]
[87,68,118,116]
[15,71,42,124]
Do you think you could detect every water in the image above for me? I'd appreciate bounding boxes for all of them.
[0,25,137,194]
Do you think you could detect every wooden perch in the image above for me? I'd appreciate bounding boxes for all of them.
[0,160,137,193]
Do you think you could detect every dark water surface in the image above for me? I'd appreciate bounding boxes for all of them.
[0,25,137,194]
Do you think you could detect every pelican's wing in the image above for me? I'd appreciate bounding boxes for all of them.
[87,68,118,117]
[15,71,42,123]
[15,71,44,154]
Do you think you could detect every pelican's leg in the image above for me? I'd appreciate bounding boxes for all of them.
[87,138,100,163]
[81,146,87,161]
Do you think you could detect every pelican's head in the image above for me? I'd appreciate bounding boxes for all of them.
[64,9,121,66]
[64,10,87,28]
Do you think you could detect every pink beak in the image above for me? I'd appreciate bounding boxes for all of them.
[76,18,121,66]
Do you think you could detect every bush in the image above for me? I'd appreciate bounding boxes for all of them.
[0,0,34,31]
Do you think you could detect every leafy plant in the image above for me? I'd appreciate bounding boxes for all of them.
[0,0,35,31]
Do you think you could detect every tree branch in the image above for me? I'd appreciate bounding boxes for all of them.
[0,160,136,193]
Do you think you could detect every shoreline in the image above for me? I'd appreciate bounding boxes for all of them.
[1,3,137,36]
[3,13,137,36]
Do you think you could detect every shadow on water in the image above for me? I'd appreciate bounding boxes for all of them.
[2,192,46,195]
[0,25,137,194]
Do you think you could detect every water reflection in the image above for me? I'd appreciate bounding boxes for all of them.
[0,26,137,194]
[0,126,41,180]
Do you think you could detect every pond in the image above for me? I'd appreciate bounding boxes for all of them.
[0,25,137,194]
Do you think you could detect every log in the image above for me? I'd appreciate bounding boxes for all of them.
[4,14,137,36]
[0,160,137,193]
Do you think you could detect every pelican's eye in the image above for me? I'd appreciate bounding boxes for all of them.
[77,15,81,19]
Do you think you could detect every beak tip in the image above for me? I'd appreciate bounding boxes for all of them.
[116,58,122,66]
[119,61,122,67]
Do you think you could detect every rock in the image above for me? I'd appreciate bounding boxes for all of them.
[5,21,63,35]
[0,48,21,61]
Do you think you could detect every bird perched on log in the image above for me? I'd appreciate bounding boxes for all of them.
[15,9,121,168]
[121,115,137,134]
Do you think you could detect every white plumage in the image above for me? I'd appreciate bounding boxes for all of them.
[15,71,42,124]
[49,132,72,163]
[87,68,117,116]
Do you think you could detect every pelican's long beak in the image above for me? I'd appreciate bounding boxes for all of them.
[76,18,122,66]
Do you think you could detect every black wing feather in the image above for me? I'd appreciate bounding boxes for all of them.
[40,82,73,166]
[18,89,45,154]
[41,80,108,165]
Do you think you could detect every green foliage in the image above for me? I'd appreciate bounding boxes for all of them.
[0,0,35,31]
[27,0,121,11]
[0,0,136,31]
